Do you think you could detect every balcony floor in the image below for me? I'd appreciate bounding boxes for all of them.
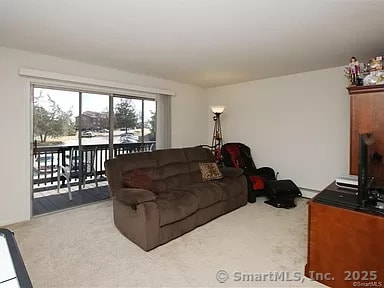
[33,181,110,216]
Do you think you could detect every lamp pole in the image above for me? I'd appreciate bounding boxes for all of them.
[211,112,223,150]
[210,106,225,165]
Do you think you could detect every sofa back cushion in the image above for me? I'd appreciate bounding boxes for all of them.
[115,147,215,192]
[184,147,215,183]
[117,152,166,193]
[154,148,192,190]
[122,168,154,191]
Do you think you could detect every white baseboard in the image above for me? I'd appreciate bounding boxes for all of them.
[299,187,320,199]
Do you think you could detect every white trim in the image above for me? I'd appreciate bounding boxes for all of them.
[19,68,176,96]
[299,187,320,199]
[155,94,172,149]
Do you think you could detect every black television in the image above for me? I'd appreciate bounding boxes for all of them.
[357,132,375,208]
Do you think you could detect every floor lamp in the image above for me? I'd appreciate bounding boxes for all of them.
[210,106,225,162]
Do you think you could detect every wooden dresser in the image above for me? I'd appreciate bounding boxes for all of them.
[348,84,384,183]
[305,195,384,288]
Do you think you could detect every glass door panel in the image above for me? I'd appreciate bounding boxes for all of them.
[32,87,79,212]
[144,99,156,148]
[32,88,157,216]
[112,97,141,155]
[80,93,110,184]
[32,88,111,216]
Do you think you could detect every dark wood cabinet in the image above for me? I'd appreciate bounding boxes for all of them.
[348,84,384,184]
[305,199,384,288]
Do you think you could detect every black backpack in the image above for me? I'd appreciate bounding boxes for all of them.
[264,179,302,209]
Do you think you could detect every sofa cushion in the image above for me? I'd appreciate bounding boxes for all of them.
[219,167,244,178]
[184,147,215,182]
[122,168,153,190]
[180,182,223,209]
[187,161,209,183]
[116,188,157,205]
[213,178,244,200]
[154,149,192,190]
[156,190,199,226]
[154,148,186,167]
[199,162,223,182]
[117,152,157,171]
[121,168,166,194]
[163,174,192,190]
[117,152,167,193]
[184,147,215,163]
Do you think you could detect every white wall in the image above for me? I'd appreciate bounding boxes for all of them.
[0,46,208,226]
[0,45,352,225]
[207,67,350,192]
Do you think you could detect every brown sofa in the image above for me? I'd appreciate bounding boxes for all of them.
[105,146,248,251]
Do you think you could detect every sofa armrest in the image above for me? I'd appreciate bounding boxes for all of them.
[220,167,244,178]
[116,188,157,207]
[113,196,160,251]
[105,158,123,196]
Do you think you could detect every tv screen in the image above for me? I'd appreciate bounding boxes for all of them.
[358,133,375,207]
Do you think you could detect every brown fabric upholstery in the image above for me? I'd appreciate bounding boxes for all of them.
[185,147,215,183]
[105,146,248,251]
[154,149,192,190]
[220,167,244,178]
[160,213,197,245]
[113,199,160,251]
[195,201,224,227]
[154,148,186,166]
[122,169,153,191]
[117,152,156,171]
[156,190,199,226]
[104,158,122,196]
[213,177,246,200]
[118,154,166,193]
[180,182,223,209]
[116,188,157,205]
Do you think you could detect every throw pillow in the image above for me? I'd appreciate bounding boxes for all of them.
[122,168,153,191]
[199,162,223,181]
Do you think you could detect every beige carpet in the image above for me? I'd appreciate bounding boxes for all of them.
[8,198,326,288]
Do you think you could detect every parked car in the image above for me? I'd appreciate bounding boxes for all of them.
[120,133,138,144]
[81,131,96,138]
[120,132,138,140]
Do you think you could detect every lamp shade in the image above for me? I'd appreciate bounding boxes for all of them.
[210,106,225,114]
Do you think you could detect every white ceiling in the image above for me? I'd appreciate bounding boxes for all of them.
[0,0,383,88]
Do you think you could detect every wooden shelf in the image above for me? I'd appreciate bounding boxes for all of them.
[347,84,384,95]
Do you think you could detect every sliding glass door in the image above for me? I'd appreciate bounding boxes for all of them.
[32,87,111,215]
[32,86,157,216]
[112,96,156,156]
